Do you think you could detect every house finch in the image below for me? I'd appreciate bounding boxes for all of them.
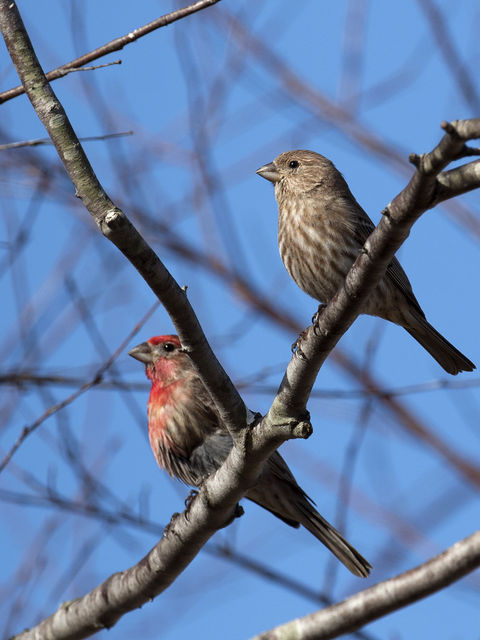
[256,150,475,375]
[129,334,371,577]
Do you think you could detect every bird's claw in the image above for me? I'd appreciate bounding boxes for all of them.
[312,304,326,335]
[185,489,198,509]
[291,329,309,360]
[182,489,200,523]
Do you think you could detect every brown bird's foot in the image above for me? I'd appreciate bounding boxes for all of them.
[219,503,245,529]
[183,489,199,523]
[291,329,309,360]
[185,489,198,509]
[312,304,327,335]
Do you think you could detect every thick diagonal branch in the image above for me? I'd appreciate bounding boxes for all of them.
[9,418,304,640]
[253,529,480,640]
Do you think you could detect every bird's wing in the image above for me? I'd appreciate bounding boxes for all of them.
[187,373,228,436]
[352,203,425,317]
[385,256,425,317]
[188,431,233,483]
[252,451,315,506]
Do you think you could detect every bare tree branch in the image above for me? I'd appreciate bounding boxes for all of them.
[3,371,479,398]
[435,159,480,203]
[252,529,480,640]
[0,130,132,151]
[0,0,222,104]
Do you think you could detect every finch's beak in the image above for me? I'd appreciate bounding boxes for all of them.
[256,161,280,183]
[129,341,154,364]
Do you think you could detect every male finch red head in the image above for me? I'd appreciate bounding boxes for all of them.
[257,150,475,375]
[129,334,371,577]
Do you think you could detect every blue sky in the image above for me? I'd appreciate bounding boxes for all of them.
[1,1,479,639]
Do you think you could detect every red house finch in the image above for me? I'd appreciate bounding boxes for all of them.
[129,335,371,577]
[257,150,475,375]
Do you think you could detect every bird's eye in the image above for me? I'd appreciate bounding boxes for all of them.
[163,343,175,352]
[289,160,299,169]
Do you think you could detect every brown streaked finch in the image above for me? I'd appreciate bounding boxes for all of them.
[257,150,475,375]
[129,334,372,577]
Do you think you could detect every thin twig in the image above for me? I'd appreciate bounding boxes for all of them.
[0,130,133,151]
[0,0,222,104]
[0,302,159,474]
[63,59,122,74]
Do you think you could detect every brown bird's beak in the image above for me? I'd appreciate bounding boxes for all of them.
[129,341,154,364]
[256,161,280,183]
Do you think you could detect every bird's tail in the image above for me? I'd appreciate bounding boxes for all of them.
[247,452,371,577]
[405,312,475,375]
[297,502,372,578]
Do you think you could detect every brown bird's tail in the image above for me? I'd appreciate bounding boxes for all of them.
[247,452,371,576]
[297,502,372,578]
[405,312,475,375]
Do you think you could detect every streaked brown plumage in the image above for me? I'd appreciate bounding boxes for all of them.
[129,335,372,577]
[257,150,475,375]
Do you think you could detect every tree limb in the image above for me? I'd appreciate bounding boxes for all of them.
[9,417,307,640]
[0,0,222,104]
[252,529,480,640]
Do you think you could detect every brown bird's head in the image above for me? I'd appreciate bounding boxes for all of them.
[129,335,189,385]
[256,149,346,197]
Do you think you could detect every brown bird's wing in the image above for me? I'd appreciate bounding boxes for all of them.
[385,257,425,317]
[348,202,474,374]
[352,203,425,317]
